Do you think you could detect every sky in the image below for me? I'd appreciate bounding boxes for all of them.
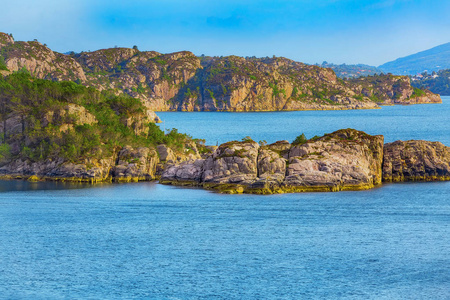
[1,0,449,66]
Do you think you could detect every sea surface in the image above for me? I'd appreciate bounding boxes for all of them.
[157,97,450,146]
[0,98,449,299]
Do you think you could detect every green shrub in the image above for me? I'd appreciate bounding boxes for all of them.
[0,143,11,160]
[292,133,307,145]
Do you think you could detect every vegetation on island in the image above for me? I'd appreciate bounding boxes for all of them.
[0,72,194,164]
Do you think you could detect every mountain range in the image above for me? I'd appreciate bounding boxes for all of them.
[379,42,450,75]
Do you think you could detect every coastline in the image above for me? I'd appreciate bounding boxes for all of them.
[2,129,449,195]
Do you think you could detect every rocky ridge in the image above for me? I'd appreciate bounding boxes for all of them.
[0,32,441,113]
[0,142,202,183]
[160,129,450,194]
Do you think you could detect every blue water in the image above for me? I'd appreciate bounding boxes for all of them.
[157,97,450,146]
[1,98,450,299]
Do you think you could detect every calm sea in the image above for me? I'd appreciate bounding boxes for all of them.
[157,97,450,146]
[0,97,449,299]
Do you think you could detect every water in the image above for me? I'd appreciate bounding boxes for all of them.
[157,97,450,146]
[0,98,449,299]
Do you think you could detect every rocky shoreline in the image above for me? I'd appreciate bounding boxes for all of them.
[1,129,449,194]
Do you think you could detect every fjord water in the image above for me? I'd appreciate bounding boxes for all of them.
[0,98,449,299]
[157,97,450,146]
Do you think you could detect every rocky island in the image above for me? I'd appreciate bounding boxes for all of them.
[160,129,450,194]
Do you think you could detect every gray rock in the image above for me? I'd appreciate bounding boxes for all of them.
[383,140,450,182]
[284,129,384,191]
[157,144,176,162]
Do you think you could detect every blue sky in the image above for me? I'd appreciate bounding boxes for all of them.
[1,0,449,65]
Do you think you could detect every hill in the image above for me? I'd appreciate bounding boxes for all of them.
[0,32,441,111]
[379,42,450,75]
[0,72,205,182]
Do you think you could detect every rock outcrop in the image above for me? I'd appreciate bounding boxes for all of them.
[383,140,450,182]
[0,145,160,183]
[111,146,159,182]
[283,129,384,192]
[1,126,449,191]
[160,129,386,194]
[161,130,450,194]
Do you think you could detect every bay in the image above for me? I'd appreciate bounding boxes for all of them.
[0,98,449,299]
[157,97,450,146]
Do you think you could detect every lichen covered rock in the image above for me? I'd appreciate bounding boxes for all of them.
[111,146,159,182]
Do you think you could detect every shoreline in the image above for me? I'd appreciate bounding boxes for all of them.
[1,174,449,195]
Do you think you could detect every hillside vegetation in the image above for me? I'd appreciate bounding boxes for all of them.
[0,72,190,165]
[0,32,440,112]
[411,70,450,96]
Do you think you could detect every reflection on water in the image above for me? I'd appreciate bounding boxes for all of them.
[0,180,98,192]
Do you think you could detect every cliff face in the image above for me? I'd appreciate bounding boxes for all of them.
[0,33,440,113]
[72,49,201,111]
[173,56,379,111]
[383,140,450,182]
[0,145,160,183]
[161,129,385,194]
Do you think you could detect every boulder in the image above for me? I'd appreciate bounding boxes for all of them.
[160,159,205,185]
[202,140,259,185]
[157,144,176,162]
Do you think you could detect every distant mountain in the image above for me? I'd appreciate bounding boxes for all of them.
[379,42,450,75]
[317,62,382,78]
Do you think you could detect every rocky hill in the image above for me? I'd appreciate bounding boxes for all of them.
[0,72,205,182]
[379,42,450,75]
[0,32,441,112]
[348,74,441,104]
